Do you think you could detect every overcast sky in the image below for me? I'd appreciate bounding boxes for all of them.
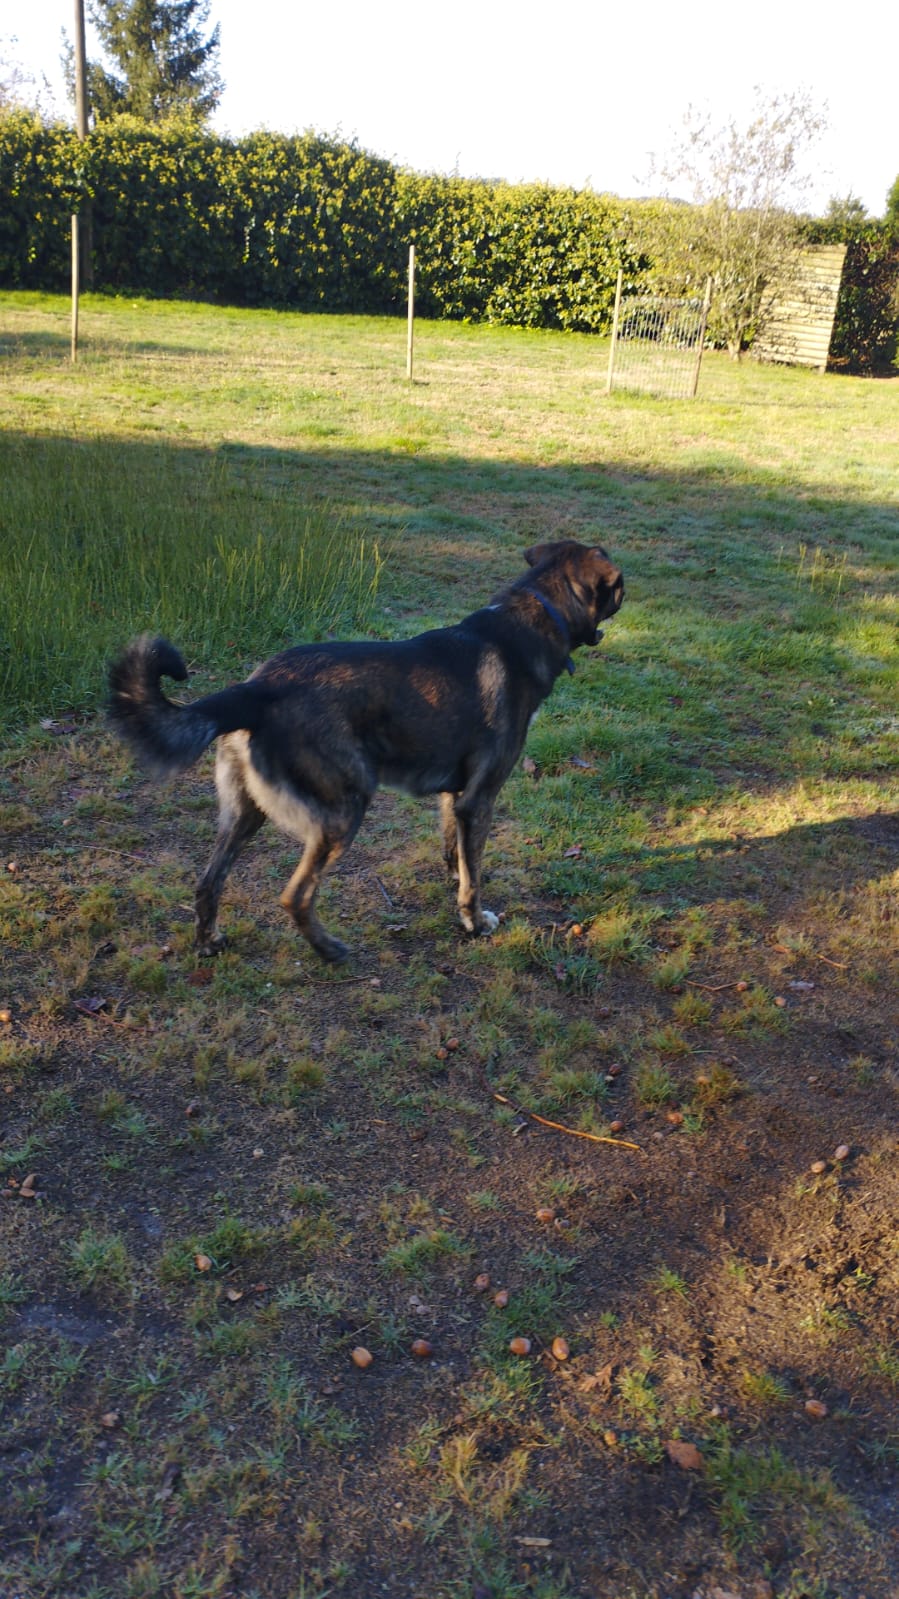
[3,2,896,216]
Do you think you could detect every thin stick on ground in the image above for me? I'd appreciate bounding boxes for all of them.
[490,1089,643,1153]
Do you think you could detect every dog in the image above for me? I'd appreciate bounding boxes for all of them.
[107,539,624,963]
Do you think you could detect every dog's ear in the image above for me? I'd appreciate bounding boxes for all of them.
[587,545,615,579]
[523,543,547,568]
[524,539,570,568]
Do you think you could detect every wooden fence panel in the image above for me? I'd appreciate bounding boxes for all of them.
[755,244,847,371]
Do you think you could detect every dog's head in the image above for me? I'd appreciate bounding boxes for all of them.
[524,539,624,647]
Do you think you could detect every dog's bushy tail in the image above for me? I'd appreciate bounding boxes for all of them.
[107,636,269,775]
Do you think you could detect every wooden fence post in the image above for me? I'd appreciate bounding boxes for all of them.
[71,218,80,363]
[605,268,623,394]
[406,245,415,380]
[689,277,712,397]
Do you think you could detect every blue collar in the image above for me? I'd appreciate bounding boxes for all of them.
[528,589,575,674]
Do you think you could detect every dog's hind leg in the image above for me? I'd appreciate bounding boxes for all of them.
[279,799,367,964]
[195,741,266,955]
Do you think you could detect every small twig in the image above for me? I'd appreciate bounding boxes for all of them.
[490,1090,643,1153]
[74,1007,129,1028]
[771,941,848,971]
[685,978,742,992]
[372,875,394,909]
[300,972,378,987]
[77,845,151,864]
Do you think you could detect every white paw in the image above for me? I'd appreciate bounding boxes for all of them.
[479,909,499,933]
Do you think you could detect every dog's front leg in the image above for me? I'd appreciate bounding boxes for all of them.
[453,790,499,936]
[439,791,459,880]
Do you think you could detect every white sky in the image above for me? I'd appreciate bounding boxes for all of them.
[3,2,896,217]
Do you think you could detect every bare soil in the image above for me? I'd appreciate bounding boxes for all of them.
[1,732,897,1599]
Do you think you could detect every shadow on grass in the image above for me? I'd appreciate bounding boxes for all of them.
[0,329,73,359]
[582,811,899,900]
[2,427,897,796]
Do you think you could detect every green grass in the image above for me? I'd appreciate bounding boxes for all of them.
[0,435,384,727]
[0,289,897,1599]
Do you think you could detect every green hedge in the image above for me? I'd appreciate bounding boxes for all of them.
[396,172,647,331]
[1,110,895,361]
[0,112,642,330]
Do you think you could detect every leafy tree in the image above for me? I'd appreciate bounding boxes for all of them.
[75,0,222,124]
[824,193,869,230]
[644,90,826,358]
[886,173,899,232]
[0,35,55,116]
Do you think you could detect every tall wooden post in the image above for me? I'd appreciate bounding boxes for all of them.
[71,219,80,362]
[71,0,89,361]
[605,268,623,394]
[406,245,415,381]
[689,277,713,398]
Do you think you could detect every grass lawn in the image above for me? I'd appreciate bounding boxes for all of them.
[1,290,898,1599]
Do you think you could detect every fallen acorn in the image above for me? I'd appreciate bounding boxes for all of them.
[410,1338,433,1359]
[509,1336,532,1357]
[194,1253,213,1273]
[609,1119,625,1134]
[551,1336,570,1361]
[810,1159,827,1175]
[473,1272,491,1294]
[535,1206,556,1224]
[805,1398,828,1420]
[350,1346,373,1370]
[833,1144,850,1162]
[493,1288,509,1308]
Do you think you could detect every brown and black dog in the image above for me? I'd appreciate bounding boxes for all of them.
[108,539,624,962]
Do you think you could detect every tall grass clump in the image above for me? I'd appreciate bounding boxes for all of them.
[0,435,383,731]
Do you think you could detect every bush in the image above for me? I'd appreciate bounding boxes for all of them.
[2,109,895,363]
[0,112,641,329]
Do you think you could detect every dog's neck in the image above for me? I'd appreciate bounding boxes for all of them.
[526,588,575,675]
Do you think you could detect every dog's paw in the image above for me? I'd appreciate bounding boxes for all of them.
[460,908,499,936]
[196,930,227,957]
[312,933,350,964]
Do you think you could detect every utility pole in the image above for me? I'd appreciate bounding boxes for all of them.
[73,0,89,139]
[71,0,89,360]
